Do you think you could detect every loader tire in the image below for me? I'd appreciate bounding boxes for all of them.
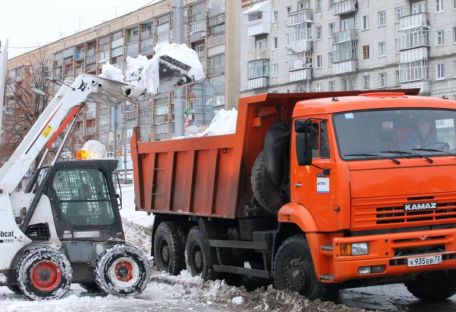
[16,247,72,300]
[405,270,456,301]
[153,222,186,275]
[252,151,284,214]
[95,244,150,296]
[273,235,338,300]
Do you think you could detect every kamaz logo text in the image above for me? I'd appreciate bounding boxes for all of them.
[404,202,437,211]
[0,231,14,238]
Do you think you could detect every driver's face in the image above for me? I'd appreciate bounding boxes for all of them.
[418,120,431,137]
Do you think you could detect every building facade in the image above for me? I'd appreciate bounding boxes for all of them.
[4,0,240,163]
[240,0,456,99]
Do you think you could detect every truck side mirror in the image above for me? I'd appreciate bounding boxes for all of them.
[295,119,313,166]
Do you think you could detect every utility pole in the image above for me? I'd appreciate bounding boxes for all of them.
[173,0,185,137]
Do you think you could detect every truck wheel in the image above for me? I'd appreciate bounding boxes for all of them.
[273,235,337,300]
[153,222,185,275]
[405,270,456,301]
[95,244,150,296]
[185,226,216,280]
[16,248,72,300]
[251,151,284,214]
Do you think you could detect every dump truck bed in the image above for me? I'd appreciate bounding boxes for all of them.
[131,90,419,219]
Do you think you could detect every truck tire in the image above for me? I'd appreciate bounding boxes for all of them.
[153,222,185,275]
[404,270,456,301]
[251,151,284,214]
[273,235,337,300]
[185,226,216,280]
[16,247,73,300]
[95,244,150,296]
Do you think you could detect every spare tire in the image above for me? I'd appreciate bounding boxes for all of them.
[251,151,284,214]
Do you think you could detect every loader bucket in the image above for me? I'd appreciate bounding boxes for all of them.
[157,55,195,94]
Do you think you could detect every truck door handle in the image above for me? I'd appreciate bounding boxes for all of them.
[295,183,303,188]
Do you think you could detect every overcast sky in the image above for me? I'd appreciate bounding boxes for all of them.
[1,0,158,58]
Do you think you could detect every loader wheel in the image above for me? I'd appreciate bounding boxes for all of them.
[273,235,338,300]
[153,222,185,275]
[95,244,150,296]
[251,151,284,214]
[16,248,72,300]
[185,226,216,280]
[404,270,456,301]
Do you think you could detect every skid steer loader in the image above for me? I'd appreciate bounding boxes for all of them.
[0,47,202,300]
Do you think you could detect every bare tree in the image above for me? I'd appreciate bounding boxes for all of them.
[0,49,51,163]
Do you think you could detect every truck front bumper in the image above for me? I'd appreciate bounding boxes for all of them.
[332,227,456,283]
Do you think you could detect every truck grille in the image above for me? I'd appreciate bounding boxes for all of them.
[352,194,456,231]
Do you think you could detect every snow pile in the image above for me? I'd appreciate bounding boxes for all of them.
[98,63,124,83]
[201,108,238,136]
[81,140,107,159]
[124,55,149,82]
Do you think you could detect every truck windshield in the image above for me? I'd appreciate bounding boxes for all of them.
[333,109,456,160]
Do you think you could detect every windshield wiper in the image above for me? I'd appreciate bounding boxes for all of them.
[381,150,433,164]
[413,148,456,158]
[344,153,401,165]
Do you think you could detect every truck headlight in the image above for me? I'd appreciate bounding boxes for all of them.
[340,242,369,256]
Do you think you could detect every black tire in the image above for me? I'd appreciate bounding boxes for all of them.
[185,226,217,280]
[153,222,185,275]
[251,151,284,214]
[273,235,338,300]
[16,248,72,300]
[7,285,22,295]
[95,244,150,296]
[404,270,456,301]
[79,283,104,294]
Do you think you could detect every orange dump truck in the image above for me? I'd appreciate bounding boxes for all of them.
[131,90,456,300]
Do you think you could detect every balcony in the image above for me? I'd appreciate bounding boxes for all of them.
[288,39,313,53]
[85,125,97,135]
[243,1,271,36]
[208,3,225,18]
[86,110,96,119]
[86,54,96,65]
[399,28,429,51]
[332,60,357,75]
[208,66,224,76]
[289,68,312,82]
[248,49,269,61]
[287,9,313,27]
[399,60,429,83]
[157,31,169,43]
[111,46,123,58]
[111,37,124,49]
[207,33,225,48]
[333,29,358,44]
[190,22,206,43]
[62,48,74,58]
[400,12,430,30]
[141,30,152,40]
[247,77,269,90]
[333,0,357,16]
[86,63,97,73]
[289,58,311,71]
[127,43,139,57]
[399,46,428,62]
[74,51,84,61]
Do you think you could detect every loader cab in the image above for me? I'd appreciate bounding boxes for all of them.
[41,159,123,241]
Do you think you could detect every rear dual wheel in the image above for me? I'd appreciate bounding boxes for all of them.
[153,222,185,275]
[185,226,216,280]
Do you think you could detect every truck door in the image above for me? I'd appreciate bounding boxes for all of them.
[292,119,338,230]
[48,166,122,240]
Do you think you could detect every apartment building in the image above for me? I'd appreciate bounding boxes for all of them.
[240,0,456,99]
[4,0,240,163]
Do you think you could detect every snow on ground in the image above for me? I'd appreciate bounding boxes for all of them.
[0,185,364,311]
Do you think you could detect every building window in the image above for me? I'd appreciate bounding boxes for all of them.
[362,15,369,30]
[395,7,403,22]
[328,52,333,66]
[437,63,445,80]
[255,36,268,50]
[379,72,387,87]
[316,26,322,39]
[437,30,445,45]
[378,11,386,27]
[329,80,335,91]
[273,10,279,23]
[316,0,322,11]
[316,55,322,68]
[248,59,269,79]
[378,41,386,57]
[395,69,400,85]
[272,63,279,77]
[363,75,370,89]
[342,78,353,91]
[436,0,444,12]
[363,45,370,59]
[329,23,335,36]
[274,37,278,49]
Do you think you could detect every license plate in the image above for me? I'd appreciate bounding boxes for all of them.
[407,255,442,267]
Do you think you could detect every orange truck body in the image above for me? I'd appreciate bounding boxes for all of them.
[131,90,456,286]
